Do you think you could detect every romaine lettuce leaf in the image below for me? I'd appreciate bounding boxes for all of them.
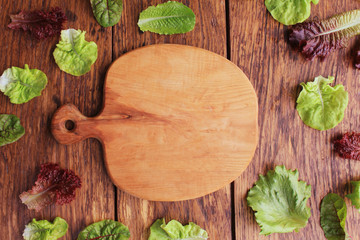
[346,181,360,213]
[148,218,208,240]
[53,29,98,76]
[296,76,348,131]
[247,166,311,235]
[320,193,348,240]
[0,114,25,147]
[138,1,196,35]
[23,217,68,240]
[265,0,319,25]
[0,64,47,104]
[90,0,123,27]
[77,220,130,240]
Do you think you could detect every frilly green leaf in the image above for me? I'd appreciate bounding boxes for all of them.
[23,217,68,240]
[77,220,130,240]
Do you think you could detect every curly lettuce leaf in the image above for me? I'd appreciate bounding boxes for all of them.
[90,0,123,27]
[296,76,348,131]
[346,181,360,213]
[0,64,48,104]
[334,132,360,161]
[20,163,81,212]
[265,0,319,25]
[320,193,348,240]
[148,218,208,240]
[77,220,130,240]
[53,29,98,76]
[289,9,360,60]
[23,217,68,240]
[0,114,25,147]
[138,1,196,35]
[247,165,311,235]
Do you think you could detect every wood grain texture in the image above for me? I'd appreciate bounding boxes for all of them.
[112,0,233,239]
[0,1,115,239]
[51,44,258,201]
[230,0,360,239]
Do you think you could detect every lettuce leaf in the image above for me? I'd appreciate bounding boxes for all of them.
[138,1,196,35]
[247,166,311,235]
[23,217,68,240]
[289,9,360,61]
[20,163,81,212]
[0,114,25,147]
[53,29,98,76]
[334,132,360,161]
[265,0,319,25]
[296,76,348,131]
[90,0,123,27]
[0,64,48,104]
[77,220,130,240]
[8,7,67,40]
[320,193,348,240]
[346,181,360,213]
[148,218,208,240]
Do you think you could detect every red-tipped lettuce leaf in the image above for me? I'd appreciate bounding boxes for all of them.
[289,9,360,61]
[20,163,81,212]
[334,132,360,160]
[8,7,66,39]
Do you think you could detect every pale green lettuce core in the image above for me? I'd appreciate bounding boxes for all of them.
[0,64,48,104]
[23,217,68,240]
[296,76,348,131]
[53,29,98,76]
[148,218,208,240]
[265,0,319,25]
[247,166,311,235]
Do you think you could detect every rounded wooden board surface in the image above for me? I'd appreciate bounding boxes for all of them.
[51,44,258,201]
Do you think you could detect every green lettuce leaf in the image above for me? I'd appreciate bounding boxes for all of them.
[265,0,319,25]
[0,114,25,147]
[346,181,360,213]
[77,219,130,240]
[23,217,68,240]
[320,193,348,240]
[138,1,196,35]
[296,76,348,131]
[0,64,47,104]
[148,218,208,240]
[90,0,123,27]
[247,165,311,235]
[53,29,98,76]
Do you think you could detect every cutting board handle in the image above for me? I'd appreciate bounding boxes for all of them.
[51,104,100,145]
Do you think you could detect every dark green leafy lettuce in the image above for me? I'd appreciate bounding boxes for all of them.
[53,29,98,76]
[90,0,123,27]
[148,218,208,240]
[0,114,25,147]
[0,64,48,104]
[296,76,348,131]
[77,220,130,240]
[138,1,196,35]
[265,0,319,25]
[320,193,349,240]
[23,217,68,240]
[247,166,311,235]
[346,181,360,213]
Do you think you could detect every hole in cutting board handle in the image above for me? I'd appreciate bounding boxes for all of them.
[65,120,75,131]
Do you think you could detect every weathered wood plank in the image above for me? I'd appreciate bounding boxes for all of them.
[230,0,360,239]
[0,1,115,238]
[113,0,232,239]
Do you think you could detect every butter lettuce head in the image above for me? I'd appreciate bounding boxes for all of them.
[247,166,311,235]
[148,218,208,240]
[0,64,47,104]
[265,0,319,25]
[23,217,68,240]
[53,29,98,76]
[296,76,348,131]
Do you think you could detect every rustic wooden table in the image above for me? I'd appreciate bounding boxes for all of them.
[1,0,360,239]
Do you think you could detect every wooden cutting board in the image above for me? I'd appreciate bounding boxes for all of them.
[51,44,258,201]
